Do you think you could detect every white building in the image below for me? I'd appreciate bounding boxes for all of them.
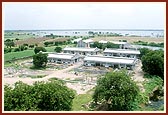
[103,48,140,58]
[72,38,82,43]
[84,55,137,70]
[63,47,100,56]
[77,39,93,48]
[47,53,80,65]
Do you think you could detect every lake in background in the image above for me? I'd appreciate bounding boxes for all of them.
[6,29,164,38]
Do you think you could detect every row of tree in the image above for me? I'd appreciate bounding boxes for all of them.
[4,80,75,111]
[90,41,120,49]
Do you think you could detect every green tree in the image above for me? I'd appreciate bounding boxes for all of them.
[93,70,139,111]
[4,81,75,111]
[34,47,47,54]
[141,50,164,79]
[33,53,48,68]
[139,48,152,59]
[5,39,15,48]
[90,41,103,49]
[54,46,62,53]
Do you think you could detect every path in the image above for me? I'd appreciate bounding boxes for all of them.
[132,60,145,92]
[4,62,82,85]
[4,62,95,94]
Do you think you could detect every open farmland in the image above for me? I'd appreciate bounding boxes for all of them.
[92,36,164,43]
[14,37,70,46]
[4,50,34,62]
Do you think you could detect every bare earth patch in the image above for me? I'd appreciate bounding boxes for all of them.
[92,36,164,43]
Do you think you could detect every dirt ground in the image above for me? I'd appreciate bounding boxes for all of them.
[4,61,96,94]
[3,59,145,94]
[92,36,164,43]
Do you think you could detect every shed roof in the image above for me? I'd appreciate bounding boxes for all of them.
[103,48,140,55]
[63,47,100,52]
[111,41,128,45]
[83,39,93,43]
[72,38,82,42]
[84,56,135,65]
[48,53,76,60]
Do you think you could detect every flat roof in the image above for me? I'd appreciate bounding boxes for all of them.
[48,53,76,60]
[84,56,135,65]
[63,47,100,52]
[103,48,140,55]
[72,38,82,42]
[111,41,128,45]
[83,39,93,43]
[99,40,108,44]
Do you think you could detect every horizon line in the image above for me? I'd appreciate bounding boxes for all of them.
[4,28,164,31]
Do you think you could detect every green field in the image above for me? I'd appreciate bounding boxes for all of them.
[4,44,76,62]
[4,49,34,62]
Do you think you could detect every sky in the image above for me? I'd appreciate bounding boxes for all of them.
[3,2,166,30]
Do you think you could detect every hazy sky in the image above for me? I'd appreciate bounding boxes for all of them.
[3,2,165,30]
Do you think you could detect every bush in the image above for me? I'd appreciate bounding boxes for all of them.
[93,70,140,111]
[141,50,164,79]
[4,48,12,54]
[4,81,75,111]
[29,44,35,48]
[33,53,48,68]
[13,47,20,52]
[34,47,47,54]
[54,47,62,53]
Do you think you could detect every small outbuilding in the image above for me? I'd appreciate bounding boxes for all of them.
[84,55,137,70]
[47,53,80,65]
[103,48,140,58]
[63,47,100,56]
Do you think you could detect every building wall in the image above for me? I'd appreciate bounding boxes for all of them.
[84,61,134,70]
[48,57,79,65]
[64,50,97,56]
[104,52,138,58]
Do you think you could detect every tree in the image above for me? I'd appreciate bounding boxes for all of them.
[93,70,139,111]
[139,48,152,59]
[34,47,47,54]
[29,44,35,48]
[90,41,103,49]
[33,53,48,68]
[5,39,15,48]
[4,81,75,111]
[54,47,62,53]
[141,50,164,79]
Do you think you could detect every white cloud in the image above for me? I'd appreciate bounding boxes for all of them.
[3,2,165,30]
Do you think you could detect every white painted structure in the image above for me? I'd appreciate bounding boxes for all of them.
[72,38,82,43]
[103,48,140,58]
[63,47,100,56]
[47,53,80,64]
[77,39,93,48]
[84,55,137,69]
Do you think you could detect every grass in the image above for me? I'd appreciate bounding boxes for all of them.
[4,44,75,62]
[4,49,34,62]
[72,88,94,111]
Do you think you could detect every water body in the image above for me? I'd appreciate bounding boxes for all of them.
[5,29,164,38]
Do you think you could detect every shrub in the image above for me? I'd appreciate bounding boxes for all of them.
[4,81,75,111]
[93,70,140,111]
[33,53,48,68]
[34,47,47,54]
